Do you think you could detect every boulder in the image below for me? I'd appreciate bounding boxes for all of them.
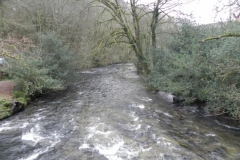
[11,101,25,114]
[173,96,185,104]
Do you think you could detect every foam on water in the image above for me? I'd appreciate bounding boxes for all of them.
[81,70,97,74]
[22,132,44,145]
[131,103,145,109]
[95,140,125,160]
[22,123,61,147]
[79,143,90,149]
[129,112,139,122]
[121,123,141,131]
[163,112,173,118]
[141,146,152,152]
[0,122,30,132]
[156,110,173,118]
[78,91,84,95]
[22,124,44,145]
[206,133,216,137]
[138,97,152,102]
[0,126,14,132]
[20,123,62,160]
[79,117,142,159]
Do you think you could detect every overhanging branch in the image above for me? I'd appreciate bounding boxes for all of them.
[201,33,240,42]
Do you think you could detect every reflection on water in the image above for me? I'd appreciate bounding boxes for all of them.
[0,64,240,160]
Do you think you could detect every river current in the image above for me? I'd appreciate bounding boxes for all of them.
[1,64,240,160]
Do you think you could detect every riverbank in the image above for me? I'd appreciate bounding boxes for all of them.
[0,80,25,120]
[0,80,15,119]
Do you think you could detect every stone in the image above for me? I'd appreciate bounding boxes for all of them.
[11,101,25,114]
[173,96,185,104]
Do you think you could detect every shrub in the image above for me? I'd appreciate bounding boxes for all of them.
[12,91,31,105]
[0,99,12,119]
[38,33,78,84]
[4,33,78,96]
[148,20,240,119]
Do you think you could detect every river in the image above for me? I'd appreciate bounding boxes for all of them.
[0,64,240,160]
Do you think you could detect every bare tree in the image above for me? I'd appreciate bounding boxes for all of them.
[150,0,183,49]
[215,0,240,21]
[94,0,192,75]
[93,0,150,75]
[202,0,240,41]
[1,0,100,61]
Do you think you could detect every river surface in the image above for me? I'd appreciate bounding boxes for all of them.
[1,64,240,160]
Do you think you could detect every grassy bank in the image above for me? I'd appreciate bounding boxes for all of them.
[0,99,12,119]
[0,81,29,120]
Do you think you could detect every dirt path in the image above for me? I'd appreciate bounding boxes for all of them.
[0,80,15,100]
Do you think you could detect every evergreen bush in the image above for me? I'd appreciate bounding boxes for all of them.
[4,33,78,96]
[148,20,240,119]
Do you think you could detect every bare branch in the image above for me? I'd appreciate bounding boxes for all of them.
[201,32,240,42]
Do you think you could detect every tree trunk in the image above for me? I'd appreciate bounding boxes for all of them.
[96,0,151,75]
[151,0,161,49]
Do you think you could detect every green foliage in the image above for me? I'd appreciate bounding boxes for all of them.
[12,91,30,105]
[5,53,62,95]
[4,33,78,96]
[38,33,78,84]
[0,99,12,119]
[0,99,11,108]
[148,20,240,119]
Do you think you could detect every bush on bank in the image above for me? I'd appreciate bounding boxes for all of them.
[3,33,78,96]
[0,99,12,119]
[148,20,240,119]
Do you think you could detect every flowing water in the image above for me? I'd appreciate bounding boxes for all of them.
[1,64,240,160]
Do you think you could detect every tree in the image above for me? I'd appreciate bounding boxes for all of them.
[150,0,183,49]
[4,33,78,96]
[94,0,150,75]
[0,0,3,32]
[148,19,240,119]
[1,0,105,68]
[94,0,192,75]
